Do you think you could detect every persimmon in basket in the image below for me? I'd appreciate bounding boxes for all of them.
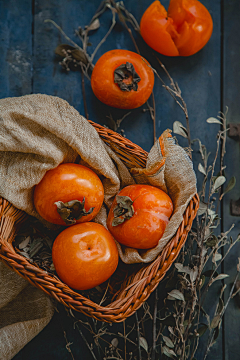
[52,222,119,290]
[34,163,104,226]
[107,184,173,249]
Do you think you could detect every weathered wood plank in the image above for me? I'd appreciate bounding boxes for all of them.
[223,1,240,360]
[0,0,32,98]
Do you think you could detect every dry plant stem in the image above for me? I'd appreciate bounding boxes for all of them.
[123,321,127,360]
[63,330,75,360]
[80,64,89,120]
[75,323,98,360]
[203,268,240,360]
[135,311,142,360]
[156,58,192,155]
[88,7,116,66]
[151,288,158,360]
[111,0,156,144]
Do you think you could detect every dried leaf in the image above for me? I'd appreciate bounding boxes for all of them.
[213,176,226,192]
[198,201,208,216]
[168,326,175,336]
[162,345,177,358]
[139,337,148,353]
[162,335,174,348]
[212,274,229,283]
[29,241,44,258]
[49,263,55,271]
[55,44,75,56]
[207,208,215,216]
[190,267,198,283]
[198,163,206,175]
[175,263,191,274]
[213,253,222,263]
[197,323,208,337]
[167,289,185,302]
[173,121,188,138]
[111,338,118,348]
[87,18,100,32]
[210,314,221,329]
[206,117,222,124]
[213,324,221,343]
[18,235,31,249]
[55,44,88,64]
[217,297,224,314]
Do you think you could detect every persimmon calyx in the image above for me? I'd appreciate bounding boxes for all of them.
[55,198,94,225]
[114,62,141,91]
[112,195,134,226]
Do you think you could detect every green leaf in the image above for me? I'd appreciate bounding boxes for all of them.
[173,121,188,138]
[206,117,222,124]
[162,335,174,348]
[162,345,177,358]
[139,337,148,353]
[203,270,218,277]
[197,324,208,337]
[212,176,226,192]
[167,289,185,301]
[223,176,236,195]
[211,314,221,329]
[206,235,218,248]
[198,163,206,175]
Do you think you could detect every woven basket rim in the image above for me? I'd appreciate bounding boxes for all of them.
[0,120,200,322]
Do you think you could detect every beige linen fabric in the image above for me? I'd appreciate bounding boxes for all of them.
[0,262,54,360]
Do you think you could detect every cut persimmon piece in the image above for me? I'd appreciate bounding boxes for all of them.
[140,0,213,57]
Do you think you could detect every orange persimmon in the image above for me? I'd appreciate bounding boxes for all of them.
[140,0,213,56]
[34,163,104,226]
[91,49,154,109]
[107,184,173,250]
[52,222,119,290]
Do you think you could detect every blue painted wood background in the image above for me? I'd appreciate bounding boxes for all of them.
[1,0,240,359]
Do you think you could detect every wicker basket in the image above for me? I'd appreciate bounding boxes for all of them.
[0,120,199,323]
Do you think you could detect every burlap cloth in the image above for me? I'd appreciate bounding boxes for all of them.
[0,94,197,358]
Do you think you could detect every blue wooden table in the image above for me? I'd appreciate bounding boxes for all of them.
[1,0,240,359]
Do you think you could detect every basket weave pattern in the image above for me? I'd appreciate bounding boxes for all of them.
[0,121,199,322]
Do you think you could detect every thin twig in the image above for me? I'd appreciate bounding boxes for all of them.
[75,323,98,360]
[203,268,240,360]
[135,311,142,360]
[80,64,89,120]
[123,321,127,360]
[63,331,75,360]
[152,288,158,360]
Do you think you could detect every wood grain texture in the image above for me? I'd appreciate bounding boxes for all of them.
[0,0,32,98]
[223,1,240,360]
